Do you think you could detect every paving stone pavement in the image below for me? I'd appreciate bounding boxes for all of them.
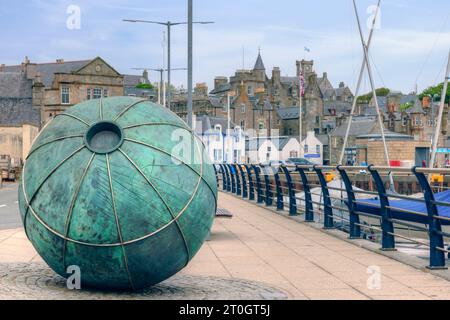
[1,192,450,300]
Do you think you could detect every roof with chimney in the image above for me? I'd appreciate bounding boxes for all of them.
[2,59,90,88]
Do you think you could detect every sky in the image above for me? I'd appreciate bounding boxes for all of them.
[0,0,449,94]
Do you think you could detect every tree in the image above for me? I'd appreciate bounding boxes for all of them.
[418,83,450,104]
[356,87,391,103]
[136,83,154,90]
[400,101,413,112]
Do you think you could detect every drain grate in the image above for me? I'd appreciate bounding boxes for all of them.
[216,208,233,218]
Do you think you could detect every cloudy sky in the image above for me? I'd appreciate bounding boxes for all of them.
[0,0,449,94]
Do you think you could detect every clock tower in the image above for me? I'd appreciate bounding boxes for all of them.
[296,59,314,77]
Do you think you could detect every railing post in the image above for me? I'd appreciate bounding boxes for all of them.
[412,167,447,270]
[368,165,396,251]
[213,164,219,187]
[234,164,242,196]
[313,166,334,229]
[337,166,361,239]
[281,166,298,216]
[274,170,284,211]
[224,164,231,192]
[228,164,236,194]
[219,164,227,191]
[296,167,314,222]
[263,167,274,207]
[252,165,264,204]
[238,165,248,198]
[245,165,255,201]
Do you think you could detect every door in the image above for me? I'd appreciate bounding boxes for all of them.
[415,147,430,167]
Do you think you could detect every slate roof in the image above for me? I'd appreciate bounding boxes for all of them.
[253,53,265,71]
[253,97,273,111]
[124,86,156,97]
[0,72,32,98]
[356,132,413,141]
[124,74,147,87]
[0,98,39,126]
[330,117,378,137]
[0,71,39,126]
[195,115,238,135]
[407,99,425,114]
[323,101,352,116]
[277,107,300,120]
[2,60,90,88]
[209,83,231,95]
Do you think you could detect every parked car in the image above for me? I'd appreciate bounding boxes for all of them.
[259,160,296,174]
[287,158,314,166]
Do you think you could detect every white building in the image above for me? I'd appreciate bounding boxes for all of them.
[246,136,300,163]
[300,131,323,165]
[194,115,246,164]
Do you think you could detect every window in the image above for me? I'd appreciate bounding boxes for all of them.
[316,145,320,154]
[61,86,70,104]
[247,85,253,95]
[241,104,246,113]
[214,125,221,142]
[259,121,264,130]
[240,120,245,130]
[290,151,298,158]
[103,89,109,98]
[93,88,102,99]
[414,117,422,126]
[402,117,408,127]
[304,145,309,153]
[214,149,222,161]
[87,88,91,100]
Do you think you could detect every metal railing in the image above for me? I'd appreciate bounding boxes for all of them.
[213,163,450,270]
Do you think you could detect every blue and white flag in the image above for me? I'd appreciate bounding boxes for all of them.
[304,47,311,53]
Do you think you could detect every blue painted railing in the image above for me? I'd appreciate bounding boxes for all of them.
[216,164,450,270]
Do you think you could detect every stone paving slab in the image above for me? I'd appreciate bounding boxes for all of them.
[1,192,450,300]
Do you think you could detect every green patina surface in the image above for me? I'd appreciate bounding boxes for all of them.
[18,96,217,290]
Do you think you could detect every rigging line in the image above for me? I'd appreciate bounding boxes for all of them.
[433,57,448,86]
[414,12,450,86]
[369,52,386,88]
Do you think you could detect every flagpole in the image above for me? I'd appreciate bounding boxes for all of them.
[299,63,303,157]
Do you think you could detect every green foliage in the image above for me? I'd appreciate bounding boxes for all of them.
[418,82,450,103]
[136,83,154,90]
[400,101,414,112]
[356,87,391,103]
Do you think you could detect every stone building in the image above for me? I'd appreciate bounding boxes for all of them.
[0,72,40,165]
[124,69,158,101]
[211,52,354,138]
[171,83,227,121]
[1,56,124,125]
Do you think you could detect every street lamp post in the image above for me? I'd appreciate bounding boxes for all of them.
[123,18,214,111]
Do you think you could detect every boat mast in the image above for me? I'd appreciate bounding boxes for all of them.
[353,0,395,189]
[430,51,450,168]
[339,0,381,165]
